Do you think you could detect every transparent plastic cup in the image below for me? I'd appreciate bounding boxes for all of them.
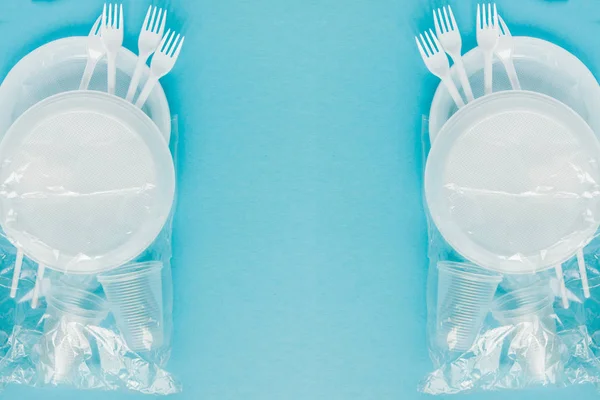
[98,261,164,352]
[493,285,555,326]
[493,285,559,382]
[436,261,502,352]
[43,286,108,383]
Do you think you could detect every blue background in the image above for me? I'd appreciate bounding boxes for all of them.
[2,0,600,398]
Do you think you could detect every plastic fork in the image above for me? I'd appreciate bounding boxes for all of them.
[416,30,465,109]
[101,3,124,95]
[476,3,499,95]
[576,250,591,299]
[79,15,105,90]
[8,250,43,309]
[125,5,167,102]
[495,16,521,90]
[135,30,185,108]
[554,263,569,309]
[434,5,474,102]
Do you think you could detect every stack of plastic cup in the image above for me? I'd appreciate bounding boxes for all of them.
[98,261,164,352]
[436,261,502,352]
[43,286,108,383]
[493,285,559,382]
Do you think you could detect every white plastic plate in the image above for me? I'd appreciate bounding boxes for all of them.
[425,91,600,274]
[0,91,175,275]
[0,36,171,141]
[429,37,600,143]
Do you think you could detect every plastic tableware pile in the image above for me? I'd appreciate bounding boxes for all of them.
[0,3,184,391]
[418,3,600,394]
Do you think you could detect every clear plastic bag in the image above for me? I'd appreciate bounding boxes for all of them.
[418,24,600,393]
[0,30,181,393]
[420,106,600,393]
[0,120,180,394]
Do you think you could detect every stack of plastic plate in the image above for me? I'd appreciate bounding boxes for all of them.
[0,37,172,141]
[428,37,600,143]
[0,36,176,308]
[426,91,600,274]
[425,37,600,307]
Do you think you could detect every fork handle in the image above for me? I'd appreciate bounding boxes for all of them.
[135,75,159,108]
[577,250,590,298]
[451,56,474,102]
[500,58,521,90]
[79,57,100,90]
[555,263,569,309]
[484,52,493,96]
[126,52,151,102]
[441,76,465,109]
[10,249,23,298]
[107,52,117,95]
[31,263,45,309]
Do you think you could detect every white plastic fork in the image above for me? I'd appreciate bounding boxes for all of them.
[79,15,105,90]
[554,263,569,309]
[416,29,465,109]
[495,16,521,90]
[476,3,499,96]
[101,3,124,95]
[577,250,590,299]
[31,264,46,309]
[135,30,185,108]
[126,5,167,102]
[434,5,474,102]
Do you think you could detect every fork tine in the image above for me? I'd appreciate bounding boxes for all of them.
[142,5,151,30]
[158,9,167,35]
[171,36,184,59]
[418,34,430,56]
[443,6,451,31]
[483,3,488,28]
[119,4,124,30]
[163,30,177,54]
[169,34,181,56]
[154,9,163,33]
[108,3,112,27]
[415,36,428,59]
[437,9,446,33]
[90,14,102,35]
[493,3,498,28]
[424,30,437,53]
[476,4,481,29]
[429,29,442,52]
[113,3,118,28]
[415,37,425,59]
[148,6,157,31]
[433,10,442,37]
[488,3,492,28]
[160,29,172,52]
[102,3,107,28]
[448,5,458,31]
[499,15,510,36]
